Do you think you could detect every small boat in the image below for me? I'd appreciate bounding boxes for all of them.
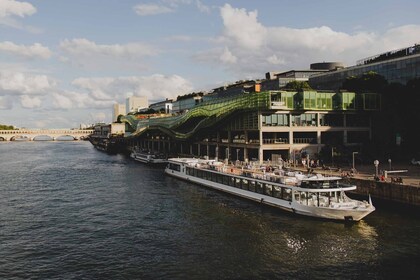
[130,149,167,164]
[165,158,375,221]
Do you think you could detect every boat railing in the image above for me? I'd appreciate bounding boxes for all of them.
[193,162,302,186]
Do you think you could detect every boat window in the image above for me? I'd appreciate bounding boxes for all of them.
[264,184,273,196]
[249,180,256,192]
[307,192,318,206]
[273,186,282,198]
[294,192,300,202]
[222,175,229,185]
[318,192,330,207]
[282,188,292,201]
[228,177,234,187]
[242,179,249,190]
[186,167,192,175]
[235,178,241,188]
[211,172,217,182]
[300,182,309,188]
[168,163,181,172]
[256,181,263,194]
[217,174,223,184]
[203,170,209,180]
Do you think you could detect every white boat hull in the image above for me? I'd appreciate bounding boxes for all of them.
[165,168,374,221]
[130,151,167,164]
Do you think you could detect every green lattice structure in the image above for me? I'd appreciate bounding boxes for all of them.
[120,92,270,140]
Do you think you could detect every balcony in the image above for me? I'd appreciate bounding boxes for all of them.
[293,138,317,144]
[263,138,289,144]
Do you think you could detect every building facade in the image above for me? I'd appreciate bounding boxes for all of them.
[261,63,344,91]
[126,96,148,114]
[121,90,380,164]
[113,103,126,122]
[309,44,420,89]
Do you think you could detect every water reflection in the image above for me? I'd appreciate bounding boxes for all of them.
[1,142,417,279]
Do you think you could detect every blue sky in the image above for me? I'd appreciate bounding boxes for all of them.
[1,0,420,128]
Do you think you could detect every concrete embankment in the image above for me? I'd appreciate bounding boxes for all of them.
[346,178,420,206]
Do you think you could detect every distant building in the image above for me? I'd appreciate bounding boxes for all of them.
[172,93,204,113]
[149,99,173,114]
[126,96,148,114]
[113,103,126,122]
[262,62,344,91]
[309,44,420,90]
[93,123,125,137]
[211,80,261,98]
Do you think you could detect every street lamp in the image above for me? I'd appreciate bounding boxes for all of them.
[388,158,392,170]
[236,149,240,161]
[331,147,335,166]
[374,160,379,178]
[352,152,358,170]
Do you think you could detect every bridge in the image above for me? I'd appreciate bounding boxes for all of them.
[0,129,94,141]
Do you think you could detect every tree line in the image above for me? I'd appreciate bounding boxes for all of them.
[0,124,15,130]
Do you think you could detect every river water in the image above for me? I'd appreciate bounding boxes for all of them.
[0,141,419,279]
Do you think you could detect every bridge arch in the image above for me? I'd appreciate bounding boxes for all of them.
[10,135,31,141]
[33,135,54,141]
[0,136,5,141]
[56,135,76,141]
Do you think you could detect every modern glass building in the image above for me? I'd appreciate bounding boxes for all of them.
[120,89,380,163]
[309,44,420,90]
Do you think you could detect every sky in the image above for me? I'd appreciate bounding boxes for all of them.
[0,0,419,128]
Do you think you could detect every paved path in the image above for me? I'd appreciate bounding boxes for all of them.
[297,163,420,187]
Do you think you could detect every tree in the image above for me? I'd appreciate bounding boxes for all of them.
[0,124,15,130]
[341,71,388,92]
[284,81,312,90]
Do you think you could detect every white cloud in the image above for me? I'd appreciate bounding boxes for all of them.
[0,0,39,31]
[0,0,36,18]
[89,112,107,123]
[220,47,237,64]
[0,70,54,95]
[72,74,193,105]
[0,41,52,59]
[20,95,41,108]
[220,4,266,50]
[51,92,74,110]
[59,38,158,70]
[133,0,211,16]
[195,0,211,13]
[133,3,174,16]
[59,38,157,57]
[193,4,420,78]
[266,54,285,65]
[0,96,13,109]
[380,25,420,51]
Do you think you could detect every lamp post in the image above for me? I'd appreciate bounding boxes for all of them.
[374,160,379,178]
[388,158,392,170]
[236,149,240,161]
[352,152,358,170]
[226,147,229,161]
[331,147,335,166]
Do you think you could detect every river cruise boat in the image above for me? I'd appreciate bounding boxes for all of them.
[165,158,375,221]
[130,149,168,164]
